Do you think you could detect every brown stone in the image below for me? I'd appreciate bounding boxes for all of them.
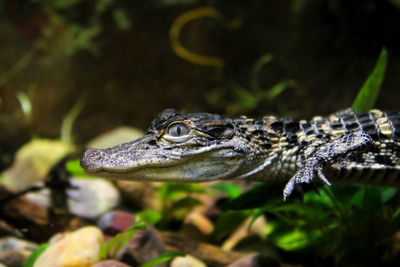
[0,184,87,242]
[115,180,161,210]
[117,226,166,266]
[92,259,131,267]
[161,232,243,267]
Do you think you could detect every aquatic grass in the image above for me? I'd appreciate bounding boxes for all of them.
[221,53,295,114]
[207,183,242,198]
[352,47,388,111]
[16,91,32,119]
[99,221,147,259]
[61,98,85,144]
[23,243,50,267]
[136,210,162,226]
[139,252,185,267]
[250,53,274,91]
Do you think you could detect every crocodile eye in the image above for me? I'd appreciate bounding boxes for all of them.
[167,123,190,137]
[162,122,192,143]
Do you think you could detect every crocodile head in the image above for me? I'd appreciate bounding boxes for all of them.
[80,109,268,182]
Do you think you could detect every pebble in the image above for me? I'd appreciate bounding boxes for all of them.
[2,139,74,191]
[33,226,104,267]
[67,177,120,219]
[116,226,166,266]
[86,127,144,149]
[0,237,37,267]
[92,259,131,267]
[26,177,120,219]
[97,211,136,236]
[227,254,280,267]
[170,254,207,267]
[115,180,162,210]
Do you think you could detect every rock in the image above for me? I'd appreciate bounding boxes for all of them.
[0,184,87,242]
[226,254,280,267]
[117,226,166,266]
[66,177,120,219]
[33,226,104,267]
[0,237,37,267]
[0,219,21,237]
[86,127,143,149]
[115,180,162,211]
[92,259,131,267]
[98,211,136,236]
[184,210,214,235]
[1,250,27,267]
[222,215,267,251]
[2,139,74,191]
[161,232,243,266]
[26,177,120,219]
[170,254,207,267]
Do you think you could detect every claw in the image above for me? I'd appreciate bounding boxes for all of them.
[317,168,331,186]
[283,179,294,201]
[283,166,330,200]
[283,167,314,200]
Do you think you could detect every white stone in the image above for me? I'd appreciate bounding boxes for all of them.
[33,226,104,267]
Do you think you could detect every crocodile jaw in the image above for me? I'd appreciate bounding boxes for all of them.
[81,142,244,182]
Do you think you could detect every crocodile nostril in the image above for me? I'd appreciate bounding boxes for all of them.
[80,148,105,172]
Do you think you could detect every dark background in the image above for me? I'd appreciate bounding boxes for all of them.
[1,0,400,169]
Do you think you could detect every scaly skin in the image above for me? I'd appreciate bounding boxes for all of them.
[80,108,400,199]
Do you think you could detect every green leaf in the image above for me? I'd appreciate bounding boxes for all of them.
[350,188,365,209]
[99,221,147,259]
[168,196,202,217]
[207,183,242,198]
[113,8,131,30]
[66,158,89,177]
[265,80,294,100]
[136,210,162,226]
[352,47,388,111]
[393,207,400,218]
[41,0,82,9]
[250,53,274,91]
[350,185,396,213]
[330,183,362,203]
[234,87,259,109]
[376,186,397,203]
[211,210,252,240]
[61,98,85,144]
[160,183,205,201]
[139,252,185,267]
[362,186,382,214]
[24,243,50,267]
[275,228,310,251]
[303,185,334,208]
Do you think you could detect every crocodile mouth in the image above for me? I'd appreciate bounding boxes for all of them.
[81,147,243,182]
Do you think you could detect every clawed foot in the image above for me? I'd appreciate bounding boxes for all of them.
[283,166,331,201]
[282,130,372,201]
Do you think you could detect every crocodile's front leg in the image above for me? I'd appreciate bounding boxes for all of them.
[283,130,373,200]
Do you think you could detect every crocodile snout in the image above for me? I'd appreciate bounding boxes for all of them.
[80,148,107,173]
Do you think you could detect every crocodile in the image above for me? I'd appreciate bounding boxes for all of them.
[80,108,400,199]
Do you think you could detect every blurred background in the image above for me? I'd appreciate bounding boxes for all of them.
[1,2,400,265]
[1,0,400,169]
